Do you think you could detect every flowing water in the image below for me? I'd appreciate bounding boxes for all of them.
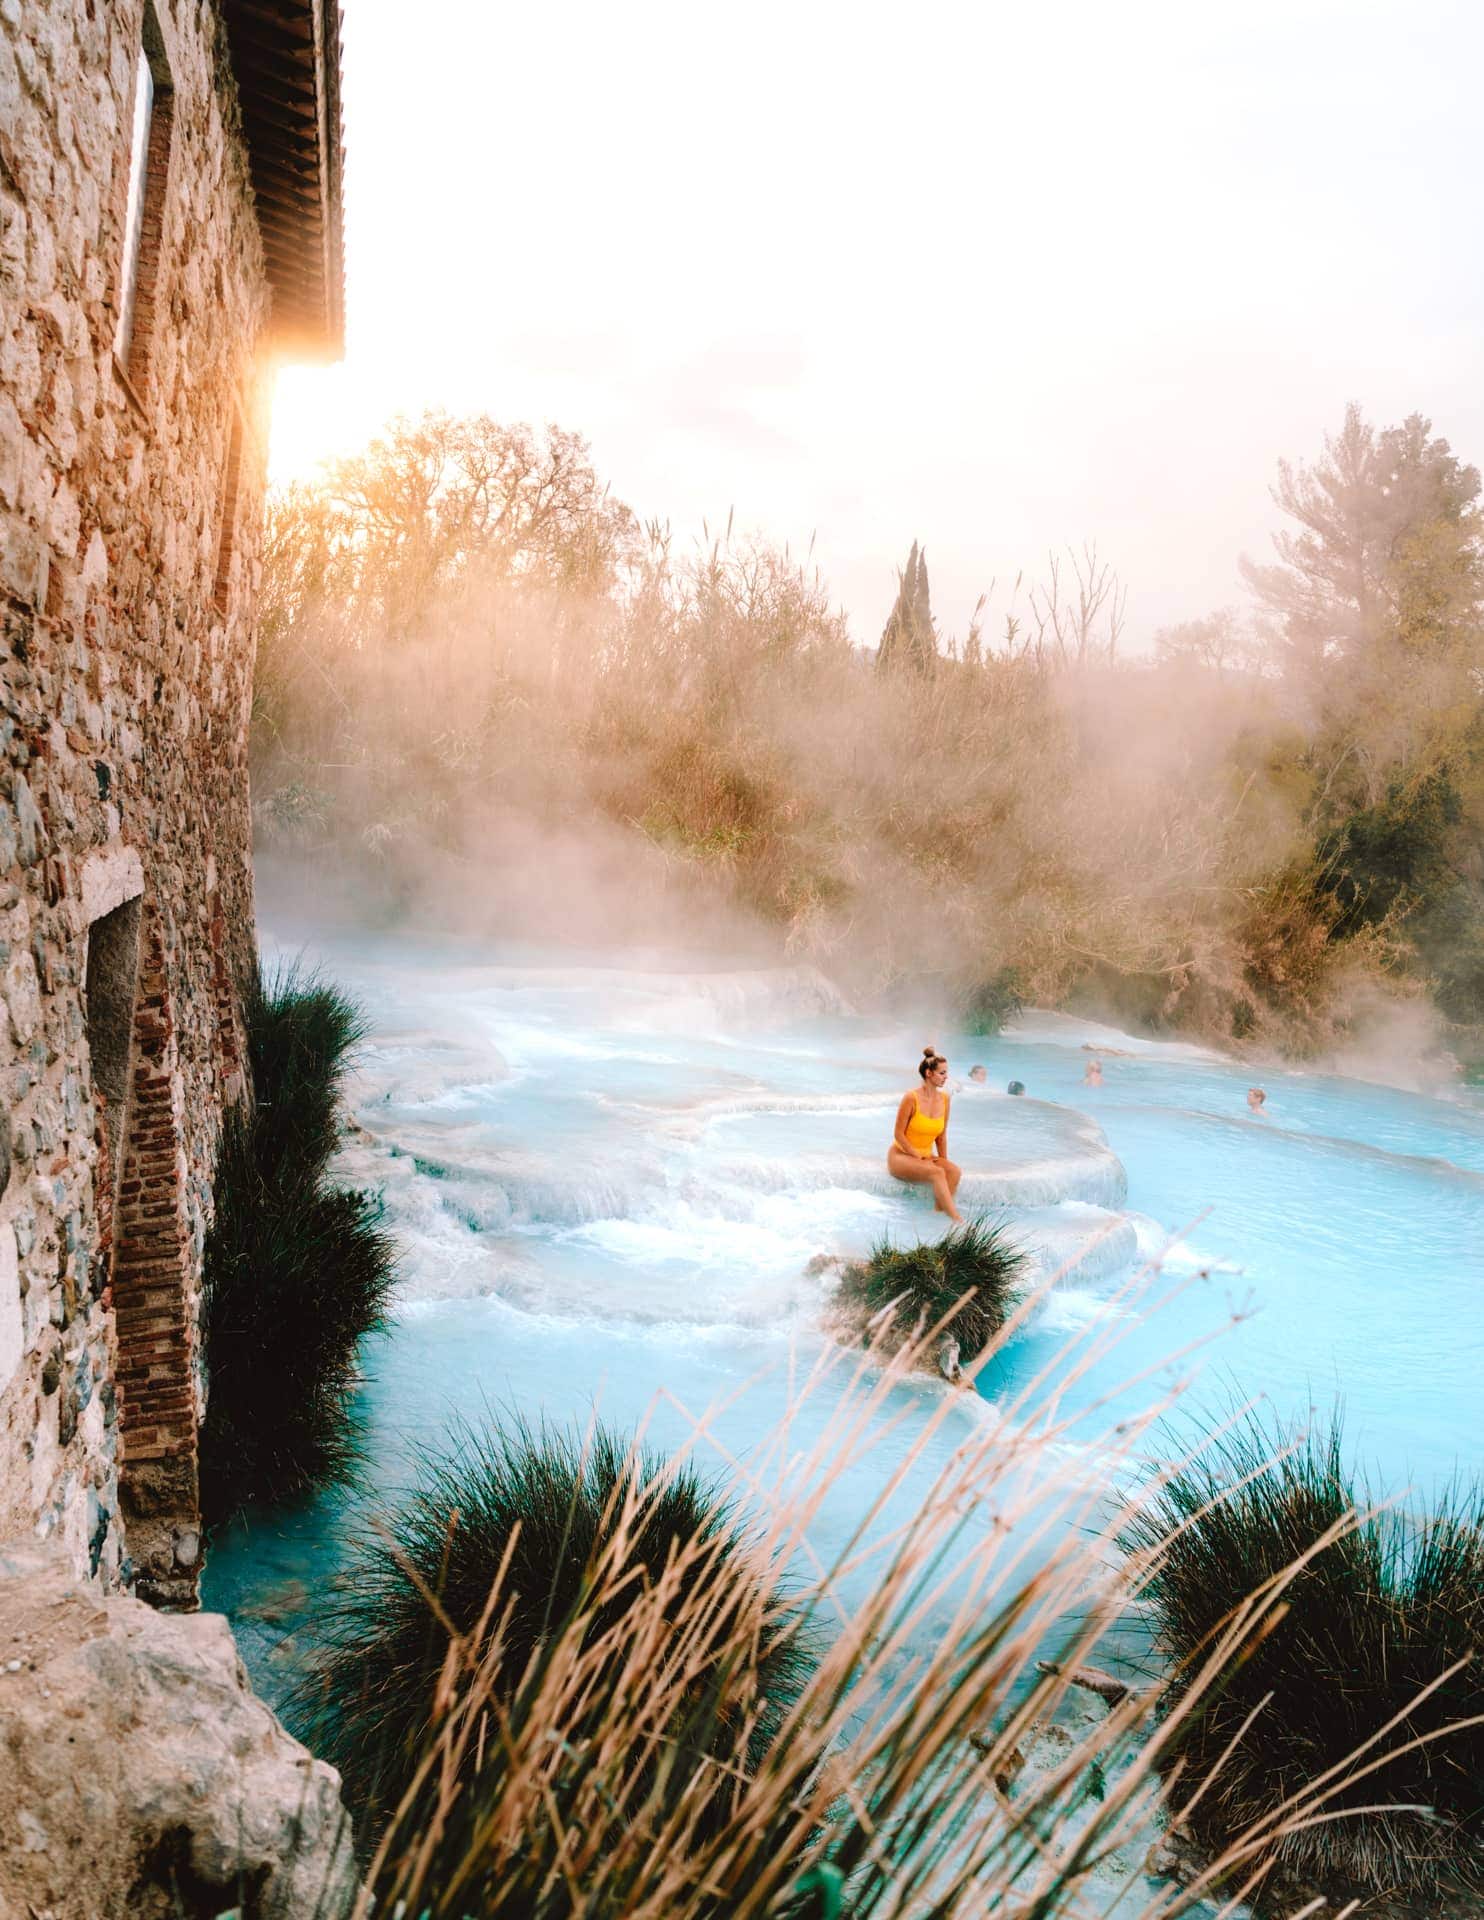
[207,928,1484,1794]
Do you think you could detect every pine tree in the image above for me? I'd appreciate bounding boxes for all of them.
[1240,405,1483,684]
[1244,407,1484,1023]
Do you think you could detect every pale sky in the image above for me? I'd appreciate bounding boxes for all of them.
[270,0,1484,646]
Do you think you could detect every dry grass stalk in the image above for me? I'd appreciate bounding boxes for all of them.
[279,1256,1469,1920]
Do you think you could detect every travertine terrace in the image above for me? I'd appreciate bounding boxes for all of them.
[0,0,343,1605]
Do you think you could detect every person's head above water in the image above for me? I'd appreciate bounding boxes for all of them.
[919,1046,949,1086]
[1247,1086,1267,1110]
[969,1064,987,1083]
[1007,1080,1025,1096]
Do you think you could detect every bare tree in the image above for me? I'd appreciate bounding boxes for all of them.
[1153,609,1259,676]
[317,413,641,629]
[1026,544,1126,668]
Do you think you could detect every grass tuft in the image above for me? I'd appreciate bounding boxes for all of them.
[289,1415,815,1841]
[835,1217,1026,1373]
[1120,1408,1484,1897]
[199,963,397,1524]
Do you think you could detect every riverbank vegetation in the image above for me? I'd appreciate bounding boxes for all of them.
[1120,1409,1484,1899]
[304,1335,1167,1917]
[276,1335,1484,1919]
[292,1416,813,1837]
[252,404,1483,1067]
[833,1217,1026,1377]
[199,966,397,1523]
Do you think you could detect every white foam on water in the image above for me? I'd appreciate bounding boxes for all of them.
[563,1186,892,1276]
[659,1090,896,1135]
[1129,1212,1245,1276]
[1037,1285,1136,1334]
[423,961,856,1028]
[1007,1007,1228,1063]
[1012,1204,1141,1287]
[708,1148,1128,1210]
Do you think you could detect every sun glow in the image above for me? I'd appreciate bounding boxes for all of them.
[267,364,381,485]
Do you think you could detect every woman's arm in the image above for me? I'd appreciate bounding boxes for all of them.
[893,1092,917,1155]
[935,1093,952,1158]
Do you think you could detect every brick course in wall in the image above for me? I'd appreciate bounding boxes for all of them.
[0,1,343,1605]
[110,904,202,1604]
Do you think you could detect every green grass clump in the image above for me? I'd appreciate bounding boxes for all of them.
[199,964,396,1523]
[291,1417,815,1844]
[1120,1410,1484,1899]
[961,967,1025,1037]
[837,1218,1026,1370]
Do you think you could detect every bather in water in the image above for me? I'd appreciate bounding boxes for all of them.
[888,1047,964,1220]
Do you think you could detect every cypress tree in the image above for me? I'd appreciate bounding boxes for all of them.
[877,541,937,672]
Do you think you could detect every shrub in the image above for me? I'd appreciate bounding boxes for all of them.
[835,1218,1026,1375]
[290,1417,815,1839]
[1120,1409,1484,1898]
[199,965,397,1523]
[961,967,1025,1037]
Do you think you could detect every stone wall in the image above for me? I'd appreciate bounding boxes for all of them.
[0,0,273,1603]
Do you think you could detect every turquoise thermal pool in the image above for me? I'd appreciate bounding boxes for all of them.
[207,933,1484,1708]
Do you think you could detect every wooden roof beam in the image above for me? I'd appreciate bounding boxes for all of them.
[223,0,344,358]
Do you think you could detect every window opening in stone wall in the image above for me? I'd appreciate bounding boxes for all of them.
[213,405,245,613]
[113,7,174,383]
[85,896,144,1185]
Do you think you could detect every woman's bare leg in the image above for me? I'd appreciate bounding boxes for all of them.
[888,1149,964,1222]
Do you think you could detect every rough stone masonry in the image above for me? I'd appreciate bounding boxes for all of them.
[0,0,343,1608]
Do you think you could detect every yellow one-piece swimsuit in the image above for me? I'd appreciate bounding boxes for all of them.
[904,1095,946,1159]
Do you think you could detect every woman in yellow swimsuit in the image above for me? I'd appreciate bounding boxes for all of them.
[888,1047,964,1221]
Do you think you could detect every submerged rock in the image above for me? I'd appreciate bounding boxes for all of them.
[0,1540,356,1920]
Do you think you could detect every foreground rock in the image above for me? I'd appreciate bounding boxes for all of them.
[0,1541,356,1920]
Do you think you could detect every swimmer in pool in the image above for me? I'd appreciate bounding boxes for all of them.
[1083,1057,1104,1087]
[889,1047,964,1220]
[1247,1086,1267,1114]
[969,1064,988,1083]
[1006,1079,1025,1096]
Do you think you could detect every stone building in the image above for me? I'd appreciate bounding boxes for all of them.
[0,1,344,1605]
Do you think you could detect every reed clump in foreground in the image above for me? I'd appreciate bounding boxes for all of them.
[320,1305,1346,1920]
[292,1417,815,1839]
[199,964,396,1523]
[1120,1409,1484,1900]
[272,1297,1484,1920]
[835,1217,1027,1378]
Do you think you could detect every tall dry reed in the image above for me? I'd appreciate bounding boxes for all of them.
[280,1253,1470,1920]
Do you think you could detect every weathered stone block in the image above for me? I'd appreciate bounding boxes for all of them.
[10,771,42,863]
[0,1226,19,1395]
[0,1540,358,1919]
